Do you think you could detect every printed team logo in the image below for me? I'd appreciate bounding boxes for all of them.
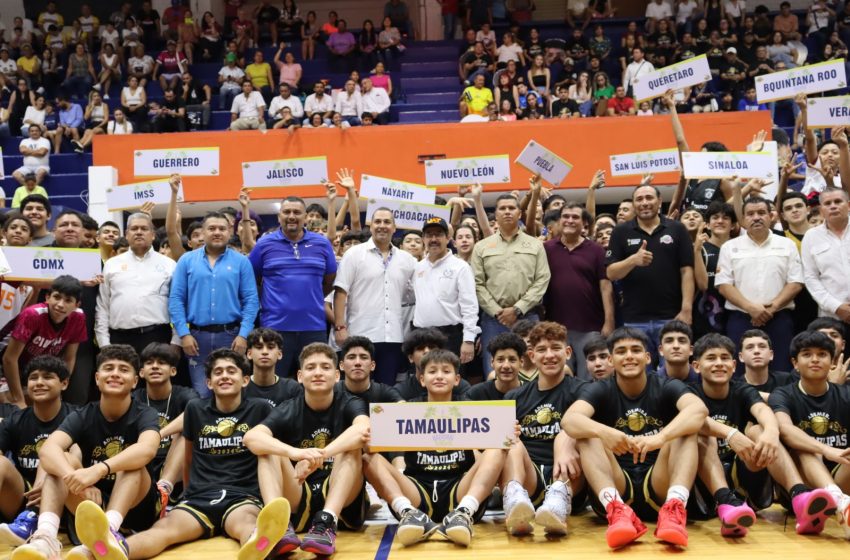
[660,234,674,245]
[301,428,332,450]
[801,412,846,436]
[200,418,249,437]
[93,436,126,461]
[518,404,561,440]
[616,408,663,433]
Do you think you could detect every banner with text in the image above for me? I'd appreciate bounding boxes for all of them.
[365,198,451,230]
[681,151,776,180]
[0,247,101,282]
[424,155,511,186]
[369,401,517,451]
[633,55,712,102]
[359,175,436,205]
[134,147,220,177]
[806,95,850,128]
[514,140,573,186]
[242,156,329,188]
[106,179,184,212]
[756,59,847,103]
[609,148,682,177]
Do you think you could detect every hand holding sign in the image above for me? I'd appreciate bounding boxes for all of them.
[833,125,849,148]
[590,169,605,190]
[795,92,808,112]
[471,182,484,200]
[169,174,181,194]
[238,187,251,209]
[139,201,155,216]
[633,240,653,267]
[661,89,676,110]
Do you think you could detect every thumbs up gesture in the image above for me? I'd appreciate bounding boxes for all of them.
[633,240,653,267]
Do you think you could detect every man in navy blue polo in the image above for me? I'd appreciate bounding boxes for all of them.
[249,196,338,376]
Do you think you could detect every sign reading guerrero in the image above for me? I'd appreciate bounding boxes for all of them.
[359,174,436,205]
[806,95,850,128]
[242,156,329,188]
[610,148,682,177]
[134,147,220,176]
[365,198,451,230]
[0,247,101,282]
[632,55,712,102]
[514,140,573,186]
[369,401,517,451]
[107,178,184,212]
[681,151,776,180]
[756,58,847,103]
[424,155,511,186]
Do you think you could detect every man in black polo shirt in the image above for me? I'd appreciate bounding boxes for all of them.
[606,184,694,363]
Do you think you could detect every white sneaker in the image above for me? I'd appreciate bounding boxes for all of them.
[103,94,110,100]
[9,531,62,560]
[503,483,534,536]
[534,482,571,535]
[365,482,383,515]
[836,495,850,539]
[92,84,101,91]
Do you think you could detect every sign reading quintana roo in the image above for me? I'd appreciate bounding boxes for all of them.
[0,247,101,282]
[610,148,682,177]
[681,151,776,180]
[806,95,850,128]
[424,155,511,186]
[134,147,219,176]
[633,55,712,102]
[755,58,847,103]
[359,175,436,205]
[242,156,329,188]
[365,198,451,230]
[369,401,517,451]
[514,140,573,186]
[107,179,184,212]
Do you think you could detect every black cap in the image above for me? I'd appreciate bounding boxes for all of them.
[422,216,449,233]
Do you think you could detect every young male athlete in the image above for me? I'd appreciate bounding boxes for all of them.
[563,327,708,549]
[0,357,76,546]
[363,349,508,547]
[337,336,404,403]
[739,329,796,398]
[806,318,849,384]
[11,345,161,560]
[133,343,198,505]
[464,333,525,400]
[501,321,586,536]
[583,334,614,381]
[244,343,370,556]
[769,330,850,536]
[72,348,289,560]
[395,329,470,400]
[244,328,302,407]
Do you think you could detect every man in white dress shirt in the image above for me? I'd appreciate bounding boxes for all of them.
[95,213,179,356]
[360,78,391,125]
[412,217,479,366]
[303,81,334,125]
[802,188,850,324]
[267,82,304,127]
[716,196,803,372]
[230,80,266,131]
[623,46,655,97]
[334,207,416,385]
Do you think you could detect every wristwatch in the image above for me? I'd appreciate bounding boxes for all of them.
[513,306,523,317]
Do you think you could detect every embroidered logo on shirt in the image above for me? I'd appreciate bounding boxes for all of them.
[660,234,673,245]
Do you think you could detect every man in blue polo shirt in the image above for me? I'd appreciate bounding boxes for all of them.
[169,211,260,397]
[249,195,338,377]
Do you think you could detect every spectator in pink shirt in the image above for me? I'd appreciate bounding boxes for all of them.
[273,45,302,93]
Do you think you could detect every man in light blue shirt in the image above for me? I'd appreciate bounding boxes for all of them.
[169,211,259,396]
[248,196,337,377]
[54,94,84,155]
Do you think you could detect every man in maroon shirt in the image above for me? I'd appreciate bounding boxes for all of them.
[543,202,614,380]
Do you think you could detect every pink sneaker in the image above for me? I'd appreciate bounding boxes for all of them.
[717,503,756,537]
[792,488,837,535]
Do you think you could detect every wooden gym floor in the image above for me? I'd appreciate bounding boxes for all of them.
[7,505,845,560]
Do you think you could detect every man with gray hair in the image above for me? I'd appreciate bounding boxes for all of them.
[96,212,180,356]
[802,187,850,324]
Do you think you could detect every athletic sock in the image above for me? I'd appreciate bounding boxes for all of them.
[105,511,124,533]
[826,484,844,506]
[36,512,60,538]
[320,509,338,525]
[505,480,525,497]
[549,480,568,494]
[713,487,743,506]
[391,497,413,516]
[789,484,810,499]
[666,485,690,505]
[598,487,622,508]
[157,479,174,496]
[457,495,480,515]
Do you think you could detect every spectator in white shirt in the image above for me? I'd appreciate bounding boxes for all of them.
[95,213,180,356]
[494,32,525,67]
[14,124,50,185]
[725,0,746,28]
[127,44,155,88]
[802,188,850,323]
[218,52,245,110]
[21,95,46,136]
[267,82,304,127]
[412,217,479,365]
[623,46,655,96]
[334,207,417,384]
[361,77,391,125]
[230,80,266,130]
[304,80,334,125]
[335,79,363,126]
[645,0,673,34]
[0,47,17,90]
[106,108,134,134]
[716,196,804,371]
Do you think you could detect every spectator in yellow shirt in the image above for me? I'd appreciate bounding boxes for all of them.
[459,73,494,117]
[11,172,48,209]
[245,50,273,104]
[16,44,41,90]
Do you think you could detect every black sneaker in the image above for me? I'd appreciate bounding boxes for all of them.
[300,511,337,555]
[396,508,438,546]
[442,508,474,546]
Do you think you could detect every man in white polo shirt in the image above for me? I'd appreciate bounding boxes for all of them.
[361,78,391,125]
[13,124,50,186]
[230,79,266,131]
[716,196,803,372]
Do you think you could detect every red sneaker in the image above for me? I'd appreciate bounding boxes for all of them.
[655,499,688,547]
[605,501,642,549]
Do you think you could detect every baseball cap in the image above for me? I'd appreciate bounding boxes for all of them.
[225,52,237,63]
[726,47,737,54]
[422,217,448,233]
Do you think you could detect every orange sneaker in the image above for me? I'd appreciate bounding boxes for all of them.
[605,501,644,549]
[655,499,688,547]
